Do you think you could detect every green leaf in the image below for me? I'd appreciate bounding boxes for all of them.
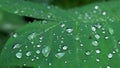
[0,0,70,21]
[0,0,120,68]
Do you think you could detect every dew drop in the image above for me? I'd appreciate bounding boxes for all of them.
[36,50,41,54]
[26,51,31,57]
[85,51,91,55]
[14,10,18,14]
[49,63,52,66]
[75,37,80,40]
[108,53,113,59]
[16,52,22,59]
[94,5,99,9]
[13,33,18,38]
[92,41,98,46]
[91,26,96,32]
[42,46,51,57]
[102,11,106,16]
[28,33,37,40]
[13,44,21,49]
[37,45,41,48]
[96,58,100,62]
[108,28,114,35]
[96,49,101,54]
[60,24,65,28]
[55,52,65,59]
[66,28,73,33]
[95,34,100,39]
[105,36,109,40]
[63,46,68,50]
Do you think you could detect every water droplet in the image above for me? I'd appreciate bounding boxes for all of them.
[42,46,51,57]
[13,44,21,49]
[80,43,84,47]
[95,34,100,39]
[14,10,18,14]
[85,51,91,55]
[28,33,37,40]
[96,58,100,62]
[92,41,98,46]
[109,28,114,35]
[96,49,101,54]
[94,5,99,9]
[75,37,80,40]
[66,28,73,33]
[37,45,41,48]
[39,36,43,40]
[108,53,113,59]
[26,51,31,57]
[36,50,40,54]
[13,33,18,38]
[63,46,68,50]
[31,58,35,61]
[105,36,109,40]
[55,52,65,59]
[60,24,65,28]
[102,11,106,16]
[49,63,52,66]
[91,26,96,32]
[16,52,22,59]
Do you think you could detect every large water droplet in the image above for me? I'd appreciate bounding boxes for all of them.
[16,52,22,59]
[94,5,99,10]
[55,52,65,59]
[107,65,111,68]
[42,46,51,57]
[13,44,21,49]
[102,11,107,16]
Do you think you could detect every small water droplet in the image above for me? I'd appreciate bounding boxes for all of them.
[96,58,100,62]
[16,52,22,59]
[28,33,37,40]
[66,28,73,33]
[108,28,114,35]
[108,53,113,59]
[91,26,96,32]
[92,41,98,46]
[102,11,106,16]
[105,36,109,40]
[26,51,31,57]
[13,33,18,38]
[55,52,65,59]
[95,34,100,39]
[49,63,52,66]
[80,43,84,47]
[14,10,18,14]
[42,46,51,57]
[85,51,91,55]
[13,44,21,49]
[36,50,41,54]
[63,46,68,50]
[60,24,65,28]
[75,37,80,40]
[37,45,41,48]
[94,5,99,9]
[96,49,101,54]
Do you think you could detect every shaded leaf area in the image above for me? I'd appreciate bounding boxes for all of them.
[0,0,71,21]
[0,0,120,68]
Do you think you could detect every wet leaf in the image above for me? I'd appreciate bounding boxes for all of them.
[0,0,120,68]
